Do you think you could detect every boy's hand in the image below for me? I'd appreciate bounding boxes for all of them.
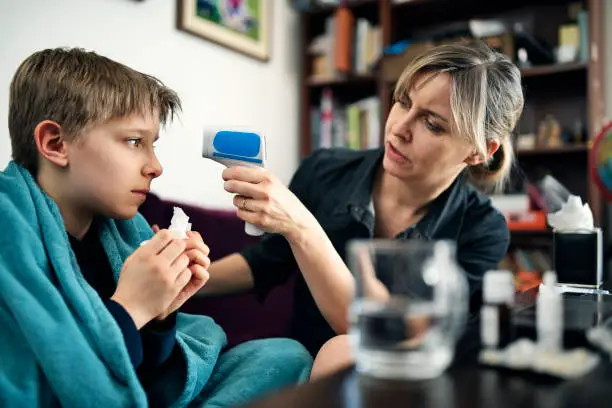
[111,229,192,329]
[154,228,211,321]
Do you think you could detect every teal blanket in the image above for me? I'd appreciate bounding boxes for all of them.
[0,162,312,407]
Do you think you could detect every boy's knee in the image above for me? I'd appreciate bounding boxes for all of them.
[249,338,313,381]
[269,338,313,367]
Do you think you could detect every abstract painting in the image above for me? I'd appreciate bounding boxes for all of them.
[177,0,271,61]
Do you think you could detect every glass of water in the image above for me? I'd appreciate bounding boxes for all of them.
[347,239,469,380]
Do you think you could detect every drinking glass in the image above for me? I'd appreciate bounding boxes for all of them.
[347,239,469,380]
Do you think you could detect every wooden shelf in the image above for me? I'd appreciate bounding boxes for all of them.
[306,74,377,87]
[307,0,377,14]
[517,144,589,156]
[391,0,573,9]
[510,230,553,248]
[520,62,587,78]
[382,62,587,86]
[391,0,435,7]
[510,229,552,236]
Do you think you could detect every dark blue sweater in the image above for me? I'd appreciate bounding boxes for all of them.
[69,219,177,371]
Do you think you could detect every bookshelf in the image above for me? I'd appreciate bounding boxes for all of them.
[516,143,589,156]
[297,0,607,279]
[520,61,587,77]
[306,74,376,87]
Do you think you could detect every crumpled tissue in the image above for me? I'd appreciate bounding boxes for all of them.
[546,195,594,232]
[168,206,192,239]
[140,206,191,246]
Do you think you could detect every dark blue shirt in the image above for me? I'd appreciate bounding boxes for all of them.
[241,147,509,356]
[69,219,177,372]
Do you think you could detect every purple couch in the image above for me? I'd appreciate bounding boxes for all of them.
[138,193,295,348]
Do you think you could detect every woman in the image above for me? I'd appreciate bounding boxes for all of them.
[206,40,524,379]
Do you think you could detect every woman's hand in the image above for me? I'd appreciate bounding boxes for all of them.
[222,166,319,242]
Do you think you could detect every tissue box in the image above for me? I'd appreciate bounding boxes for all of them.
[553,228,603,288]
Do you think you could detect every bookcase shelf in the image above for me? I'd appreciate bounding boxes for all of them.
[306,74,376,87]
[520,61,587,77]
[308,0,378,14]
[377,62,587,87]
[509,230,554,250]
[516,144,589,156]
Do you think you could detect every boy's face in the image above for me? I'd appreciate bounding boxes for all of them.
[64,112,163,220]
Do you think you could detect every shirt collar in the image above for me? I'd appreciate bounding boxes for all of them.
[415,175,467,240]
[343,148,385,212]
[334,147,468,240]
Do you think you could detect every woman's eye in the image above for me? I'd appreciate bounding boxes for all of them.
[425,119,443,134]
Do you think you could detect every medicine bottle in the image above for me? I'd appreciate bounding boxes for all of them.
[537,271,563,352]
[481,270,515,349]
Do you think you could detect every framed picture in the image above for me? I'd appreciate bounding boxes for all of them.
[177,0,271,62]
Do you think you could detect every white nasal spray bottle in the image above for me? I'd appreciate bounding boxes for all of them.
[202,128,266,236]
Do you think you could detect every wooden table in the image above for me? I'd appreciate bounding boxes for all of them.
[244,362,612,408]
[245,291,612,408]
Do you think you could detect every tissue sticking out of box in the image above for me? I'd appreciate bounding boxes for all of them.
[169,206,191,239]
[546,195,594,232]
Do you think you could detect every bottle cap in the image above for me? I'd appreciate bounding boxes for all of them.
[542,270,558,287]
[483,270,515,304]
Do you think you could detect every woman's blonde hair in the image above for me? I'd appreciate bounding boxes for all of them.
[393,40,524,193]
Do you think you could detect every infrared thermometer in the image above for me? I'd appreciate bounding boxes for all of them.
[202,128,266,236]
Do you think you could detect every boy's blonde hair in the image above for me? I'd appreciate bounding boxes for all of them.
[9,47,181,174]
[393,40,524,193]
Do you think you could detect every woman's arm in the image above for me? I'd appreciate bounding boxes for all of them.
[199,253,254,296]
[222,166,356,334]
[285,219,355,334]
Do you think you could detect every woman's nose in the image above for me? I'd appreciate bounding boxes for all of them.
[393,113,414,143]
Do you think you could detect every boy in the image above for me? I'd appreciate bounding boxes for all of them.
[0,48,311,407]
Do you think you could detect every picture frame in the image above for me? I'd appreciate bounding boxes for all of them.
[177,0,271,62]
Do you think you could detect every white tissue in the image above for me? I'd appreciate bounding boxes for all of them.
[479,338,601,379]
[168,206,191,239]
[587,317,612,361]
[546,195,594,231]
[140,206,191,246]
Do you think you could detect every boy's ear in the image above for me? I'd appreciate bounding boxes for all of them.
[34,120,69,168]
